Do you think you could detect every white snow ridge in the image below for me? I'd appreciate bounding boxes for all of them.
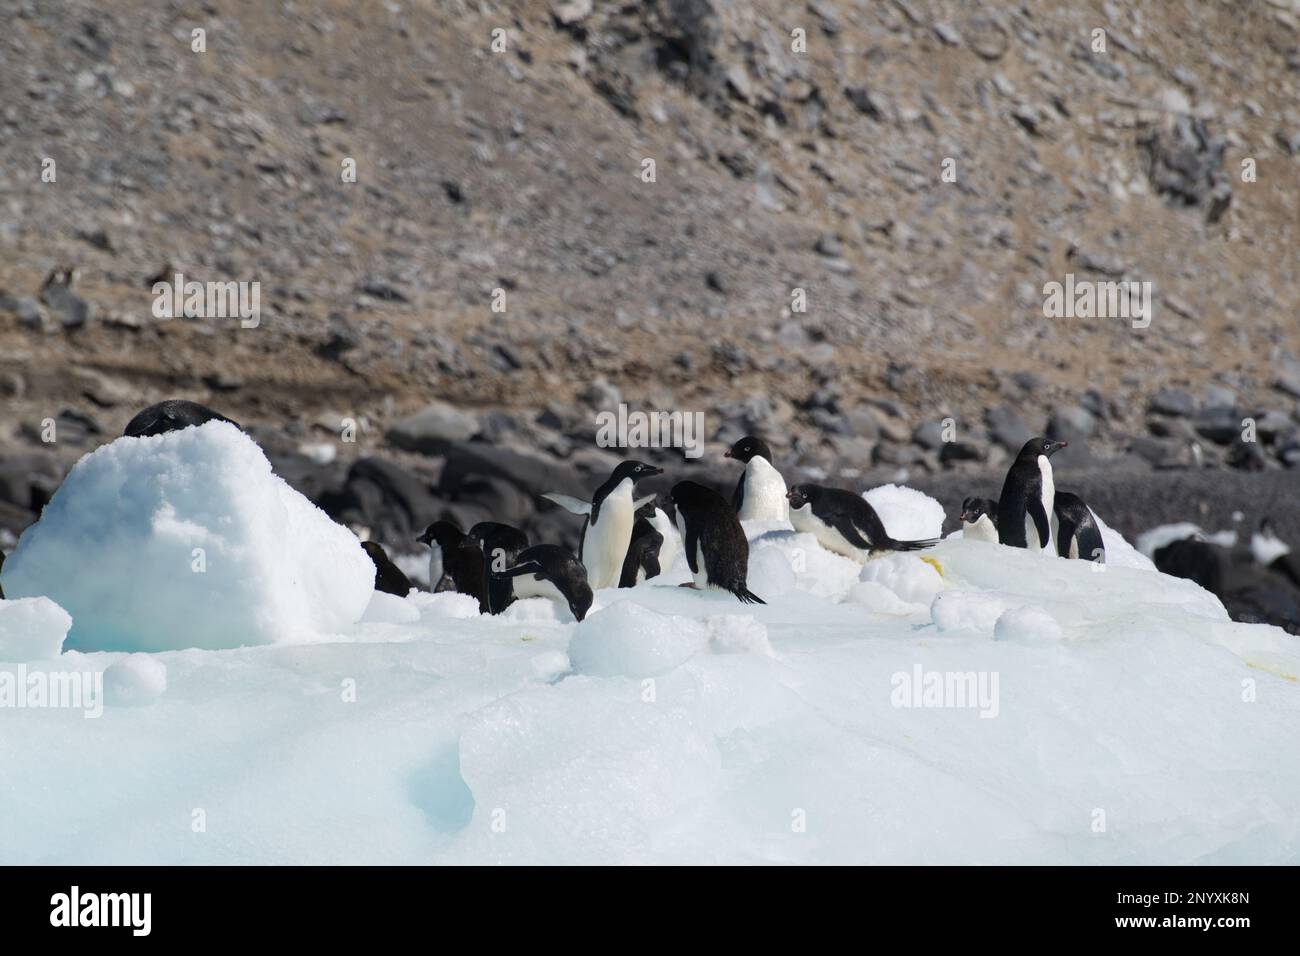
[0,441,1298,865]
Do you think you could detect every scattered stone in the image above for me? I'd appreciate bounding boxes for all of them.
[985,404,1032,452]
[386,402,481,454]
[358,278,408,303]
[1148,389,1196,417]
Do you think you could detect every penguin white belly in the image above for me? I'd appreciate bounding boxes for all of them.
[963,516,999,544]
[512,574,565,604]
[738,457,789,522]
[650,507,679,571]
[1033,455,1055,552]
[583,480,635,589]
[428,545,444,589]
[790,504,866,561]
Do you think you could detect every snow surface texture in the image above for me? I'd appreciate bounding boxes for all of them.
[0,470,1297,864]
[0,423,373,652]
[0,597,72,662]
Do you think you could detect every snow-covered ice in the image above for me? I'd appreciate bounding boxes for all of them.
[0,596,72,662]
[0,474,1298,864]
[0,422,374,652]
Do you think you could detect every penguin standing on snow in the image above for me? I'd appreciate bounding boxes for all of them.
[997,437,1067,552]
[1053,491,1105,563]
[725,436,789,522]
[619,504,664,587]
[786,484,939,560]
[959,497,1000,543]
[1252,519,1300,588]
[361,541,414,596]
[416,520,488,609]
[667,480,765,604]
[493,544,594,621]
[543,460,663,590]
[466,521,530,613]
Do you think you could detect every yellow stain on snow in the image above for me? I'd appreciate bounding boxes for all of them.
[1246,660,1297,682]
[918,555,945,579]
[520,634,538,643]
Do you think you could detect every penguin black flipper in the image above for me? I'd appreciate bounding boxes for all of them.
[816,501,878,551]
[732,473,745,515]
[0,551,5,599]
[683,519,701,577]
[619,518,663,588]
[996,482,1031,547]
[494,559,546,580]
[1027,496,1052,551]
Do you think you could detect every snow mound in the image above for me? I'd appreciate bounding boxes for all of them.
[863,484,946,540]
[0,422,373,652]
[0,596,72,662]
[4,493,1299,866]
[105,654,168,706]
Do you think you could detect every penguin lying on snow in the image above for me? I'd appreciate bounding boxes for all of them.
[667,481,765,604]
[493,544,594,621]
[542,460,663,590]
[725,435,788,522]
[997,437,1066,552]
[1252,519,1300,589]
[361,541,413,596]
[124,399,241,437]
[1052,491,1105,563]
[959,497,1000,543]
[786,484,938,560]
[416,520,488,608]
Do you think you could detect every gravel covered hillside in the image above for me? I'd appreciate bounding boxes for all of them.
[1,0,1299,607]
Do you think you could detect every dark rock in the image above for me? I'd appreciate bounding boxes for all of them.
[938,440,985,465]
[358,278,408,303]
[912,421,946,451]
[1193,407,1242,444]
[317,457,442,541]
[386,402,481,455]
[1148,388,1196,417]
[705,270,728,294]
[814,234,844,258]
[985,404,1032,452]
[39,271,94,329]
[1226,438,1267,472]
[843,87,882,119]
[1137,114,1232,222]
[316,313,361,361]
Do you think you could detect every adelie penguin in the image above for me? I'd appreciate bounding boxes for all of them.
[1252,519,1300,589]
[959,497,1000,544]
[619,504,664,588]
[787,484,938,560]
[493,544,594,621]
[725,435,788,522]
[465,521,530,613]
[1053,491,1105,563]
[361,541,414,597]
[123,399,241,437]
[543,460,663,590]
[667,480,765,604]
[416,520,489,612]
[997,437,1067,552]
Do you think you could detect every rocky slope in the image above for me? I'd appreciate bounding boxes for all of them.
[2,0,1299,607]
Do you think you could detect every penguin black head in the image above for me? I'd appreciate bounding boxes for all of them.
[1017,437,1068,460]
[417,520,465,548]
[567,579,594,622]
[960,497,995,523]
[724,436,773,464]
[785,484,818,510]
[666,480,715,513]
[611,460,664,484]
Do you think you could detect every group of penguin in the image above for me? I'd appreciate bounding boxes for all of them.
[360,432,1108,623]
